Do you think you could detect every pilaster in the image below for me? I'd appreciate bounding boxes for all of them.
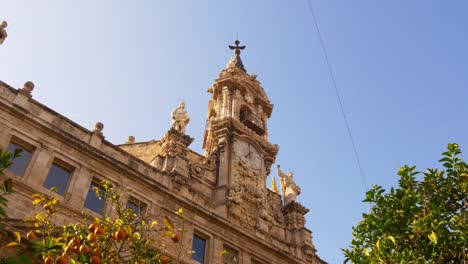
[158,128,194,190]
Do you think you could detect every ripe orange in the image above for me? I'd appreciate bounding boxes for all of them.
[94,227,105,235]
[43,256,54,264]
[161,256,170,264]
[64,245,73,255]
[26,231,36,240]
[79,244,90,254]
[171,233,180,243]
[87,233,97,242]
[92,248,102,256]
[55,256,67,264]
[88,223,98,233]
[90,256,101,264]
[114,230,126,241]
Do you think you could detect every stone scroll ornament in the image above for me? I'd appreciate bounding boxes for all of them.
[0,21,7,45]
[171,102,190,134]
[277,165,301,205]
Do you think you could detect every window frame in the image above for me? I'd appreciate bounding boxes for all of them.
[191,231,210,264]
[222,244,240,264]
[42,159,74,196]
[83,179,107,215]
[5,137,35,177]
[126,197,146,218]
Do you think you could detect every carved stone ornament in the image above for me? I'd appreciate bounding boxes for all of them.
[94,122,104,134]
[20,81,34,96]
[171,102,190,134]
[189,163,205,178]
[126,136,135,144]
[227,149,284,236]
[0,21,7,45]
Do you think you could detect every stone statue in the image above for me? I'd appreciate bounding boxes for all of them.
[277,165,301,204]
[171,102,190,134]
[0,21,8,45]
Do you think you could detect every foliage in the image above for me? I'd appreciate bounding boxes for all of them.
[0,148,20,224]
[7,181,187,264]
[343,143,468,263]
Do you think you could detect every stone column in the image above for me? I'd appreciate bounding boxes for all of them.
[27,147,53,187]
[282,201,317,262]
[222,86,231,118]
[231,89,242,120]
[216,94,223,119]
[67,167,93,210]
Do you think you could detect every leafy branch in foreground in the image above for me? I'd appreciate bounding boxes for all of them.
[343,143,468,263]
[0,148,20,226]
[7,181,187,264]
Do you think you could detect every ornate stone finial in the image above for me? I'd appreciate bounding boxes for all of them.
[0,21,8,45]
[227,39,246,71]
[126,136,135,144]
[94,122,104,134]
[270,177,279,193]
[171,102,190,134]
[277,165,301,205]
[20,81,35,96]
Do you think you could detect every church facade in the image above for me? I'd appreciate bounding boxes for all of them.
[0,41,326,263]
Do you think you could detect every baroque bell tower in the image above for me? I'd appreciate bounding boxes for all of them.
[203,40,279,222]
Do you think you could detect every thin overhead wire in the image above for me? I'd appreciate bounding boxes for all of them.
[306,0,368,191]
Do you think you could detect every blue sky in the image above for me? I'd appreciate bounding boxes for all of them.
[2,1,468,263]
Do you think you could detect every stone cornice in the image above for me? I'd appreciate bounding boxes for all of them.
[0,81,316,263]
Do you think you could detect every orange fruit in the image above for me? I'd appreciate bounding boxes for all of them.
[171,233,180,243]
[44,256,54,264]
[26,231,36,240]
[114,230,126,241]
[88,223,98,233]
[79,244,90,254]
[55,256,67,264]
[64,245,73,255]
[90,256,101,264]
[94,227,105,235]
[92,247,102,256]
[161,256,170,264]
[87,233,97,242]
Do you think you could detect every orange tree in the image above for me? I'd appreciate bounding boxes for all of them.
[343,143,468,263]
[0,148,19,223]
[5,180,187,264]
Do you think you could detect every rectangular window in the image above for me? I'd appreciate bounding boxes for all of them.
[84,181,106,214]
[251,259,264,264]
[43,161,73,196]
[192,234,207,264]
[222,245,239,264]
[6,141,34,177]
[126,199,144,217]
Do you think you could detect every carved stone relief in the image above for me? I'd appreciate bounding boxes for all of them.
[227,142,286,236]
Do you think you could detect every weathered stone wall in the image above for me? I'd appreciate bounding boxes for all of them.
[0,80,326,264]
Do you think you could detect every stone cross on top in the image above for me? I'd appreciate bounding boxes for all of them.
[229,40,245,55]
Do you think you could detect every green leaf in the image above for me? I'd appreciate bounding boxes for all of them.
[387,235,396,244]
[428,231,437,245]
[3,179,13,193]
[13,231,21,243]
[5,241,19,247]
